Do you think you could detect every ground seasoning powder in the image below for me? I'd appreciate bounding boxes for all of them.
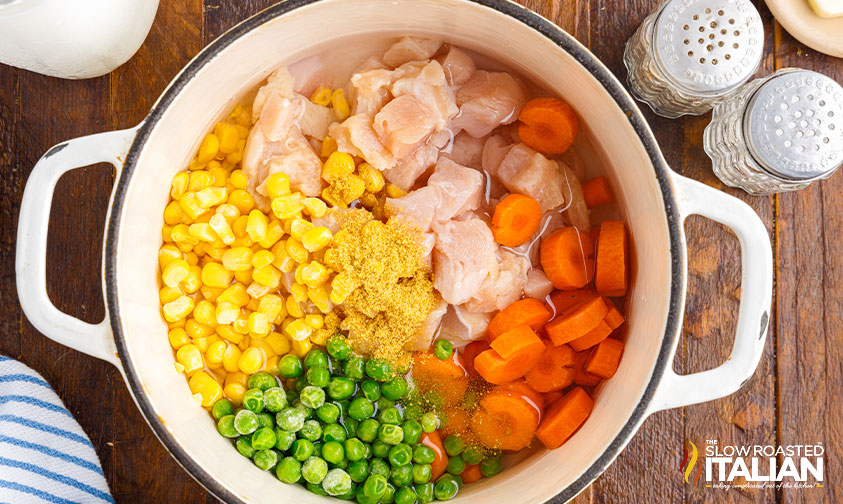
[324,209,439,364]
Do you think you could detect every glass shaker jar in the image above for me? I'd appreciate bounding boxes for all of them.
[704,69,843,194]
[624,0,764,118]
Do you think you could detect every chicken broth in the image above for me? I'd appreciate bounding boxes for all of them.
[158,35,630,501]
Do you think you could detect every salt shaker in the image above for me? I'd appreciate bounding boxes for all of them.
[704,69,843,194]
[624,0,764,118]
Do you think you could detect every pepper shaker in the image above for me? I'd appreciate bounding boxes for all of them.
[624,0,764,118]
[704,68,843,194]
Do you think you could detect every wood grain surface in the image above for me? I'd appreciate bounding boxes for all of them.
[0,1,839,502]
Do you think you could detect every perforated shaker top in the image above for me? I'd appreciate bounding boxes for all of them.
[653,0,763,94]
[744,70,843,180]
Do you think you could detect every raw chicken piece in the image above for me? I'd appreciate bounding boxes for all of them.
[433,219,499,305]
[300,99,335,140]
[258,93,305,141]
[382,36,443,67]
[524,269,553,300]
[481,134,513,174]
[253,128,324,200]
[382,141,440,191]
[443,131,485,168]
[452,71,526,138]
[329,114,395,171]
[374,95,439,158]
[418,231,436,269]
[288,55,329,97]
[412,300,449,351]
[426,158,483,222]
[464,249,530,313]
[387,186,440,232]
[436,46,476,86]
[251,67,296,123]
[439,304,492,349]
[560,162,591,231]
[390,61,458,132]
[351,67,393,117]
[491,142,568,212]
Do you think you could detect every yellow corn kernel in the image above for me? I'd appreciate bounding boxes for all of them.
[208,162,227,188]
[301,261,330,288]
[215,122,240,154]
[220,247,252,271]
[258,295,286,320]
[266,173,291,199]
[246,297,260,312]
[251,339,276,359]
[215,301,240,325]
[357,162,385,193]
[218,283,249,306]
[301,227,332,252]
[188,223,218,243]
[159,286,182,304]
[302,197,328,218]
[188,159,206,172]
[174,362,186,374]
[189,171,213,192]
[290,283,308,303]
[359,192,378,209]
[320,136,338,158]
[197,134,220,163]
[205,246,226,262]
[205,339,227,366]
[233,317,250,338]
[311,85,333,106]
[258,219,284,249]
[294,263,306,285]
[162,260,190,288]
[224,370,247,391]
[162,225,174,243]
[265,331,291,356]
[321,188,346,209]
[271,242,296,273]
[291,338,312,358]
[193,300,217,326]
[200,286,223,303]
[304,314,324,330]
[245,282,271,300]
[217,324,244,346]
[180,265,202,294]
[196,187,227,208]
[232,215,250,239]
[216,203,241,223]
[264,355,281,375]
[246,210,268,242]
[251,250,275,269]
[208,214,235,245]
[271,193,304,220]
[229,169,248,189]
[252,264,281,288]
[188,371,222,407]
[289,219,312,242]
[234,269,253,285]
[329,271,358,305]
[286,296,304,318]
[385,183,407,199]
[172,224,199,249]
[248,312,271,338]
[168,328,190,349]
[286,238,309,263]
[229,189,255,215]
[193,242,207,257]
[171,172,190,199]
[186,319,214,340]
[321,151,355,183]
[179,193,208,221]
[284,318,312,341]
[331,89,351,120]
[308,285,331,313]
[223,382,246,406]
[168,319,186,330]
[158,245,183,269]
[176,344,203,374]
[184,252,199,266]
[163,200,183,225]
[238,346,265,374]
[226,139,246,165]
[200,262,232,289]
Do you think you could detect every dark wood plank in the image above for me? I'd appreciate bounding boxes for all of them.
[0,65,21,361]
[773,19,843,504]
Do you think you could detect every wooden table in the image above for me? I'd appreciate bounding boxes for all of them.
[0,1,839,502]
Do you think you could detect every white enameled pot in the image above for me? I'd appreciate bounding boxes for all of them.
[15,1,773,502]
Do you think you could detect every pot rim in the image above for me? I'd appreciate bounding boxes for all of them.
[104,0,685,502]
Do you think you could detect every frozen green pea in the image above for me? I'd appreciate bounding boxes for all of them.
[360,379,381,401]
[302,456,329,484]
[378,424,404,445]
[348,397,374,420]
[371,439,391,458]
[415,482,434,503]
[300,419,323,442]
[257,412,275,429]
[357,419,380,443]
[304,349,329,369]
[296,378,308,393]
[434,474,460,500]
[276,407,306,432]
[211,399,233,420]
[276,456,302,484]
[253,449,278,471]
[344,437,366,462]
[378,407,402,425]
[293,400,313,420]
[369,458,390,478]
[365,359,392,381]
[401,420,422,445]
[217,415,238,438]
[413,445,435,465]
[279,355,303,378]
[331,458,349,470]
[343,418,359,439]
[316,403,340,424]
[355,485,378,504]
[362,474,388,500]
[307,482,329,496]
[480,456,502,477]
[247,371,276,391]
[300,385,326,409]
[380,378,407,400]
[323,441,345,464]
[388,444,412,467]
[377,397,395,411]
[234,409,259,435]
[462,445,484,465]
[433,340,454,360]
[322,423,347,443]
[413,464,432,484]
[250,426,277,450]
[443,435,465,456]
[419,412,438,433]
[235,436,255,458]
[380,482,396,504]
[327,335,352,361]
[312,442,323,458]
[274,428,296,451]
[322,468,352,496]
[263,387,287,413]
[292,439,315,461]
[394,487,416,504]
[390,465,413,487]
[446,455,465,475]
[306,366,330,388]
[344,356,366,381]
[242,388,265,413]
[328,377,356,400]
[348,459,369,482]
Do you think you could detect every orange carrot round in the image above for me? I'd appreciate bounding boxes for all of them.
[518,97,580,155]
[412,352,468,406]
[460,463,483,484]
[487,298,552,341]
[471,391,539,451]
[540,227,594,291]
[496,379,546,416]
[420,431,449,480]
[491,193,543,247]
[581,176,613,208]
[544,295,608,346]
[604,304,625,330]
[525,343,575,392]
[585,338,624,379]
[461,340,490,376]
[572,351,602,387]
[536,387,593,449]
[569,320,612,352]
[594,220,629,297]
[489,325,545,363]
[474,348,538,385]
[549,289,598,315]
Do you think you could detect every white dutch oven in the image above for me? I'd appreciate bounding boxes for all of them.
[15,1,773,502]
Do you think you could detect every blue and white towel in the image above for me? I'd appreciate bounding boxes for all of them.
[0,356,113,504]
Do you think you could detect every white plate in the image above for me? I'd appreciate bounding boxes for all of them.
[766,0,843,58]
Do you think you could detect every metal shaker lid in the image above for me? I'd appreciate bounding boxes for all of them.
[653,0,763,95]
[744,69,843,181]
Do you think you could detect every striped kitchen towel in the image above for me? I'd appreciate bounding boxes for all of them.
[0,355,113,504]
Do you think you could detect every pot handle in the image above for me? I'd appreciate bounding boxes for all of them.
[647,174,773,413]
[16,127,138,368]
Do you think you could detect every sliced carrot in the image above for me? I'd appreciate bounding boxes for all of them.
[491,194,543,247]
[440,406,471,437]
[569,320,612,352]
[536,387,594,449]
[545,296,608,346]
[496,379,546,416]
[543,390,564,405]
[525,342,575,392]
[572,351,602,387]
[594,220,629,297]
[474,348,538,384]
[413,352,469,406]
[490,325,545,363]
[549,289,598,315]
[518,97,580,155]
[604,304,625,330]
[420,431,449,480]
[460,463,483,484]
[471,391,539,451]
[585,338,624,379]
[461,340,490,376]
[540,227,594,291]
[487,298,552,341]
[581,176,613,208]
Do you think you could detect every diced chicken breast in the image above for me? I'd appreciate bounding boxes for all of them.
[464,249,530,313]
[351,67,394,117]
[329,114,395,171]
[443,131,486,168]
[436,46,476,86]
[252,68,296,123]
[452,71,527,138]
[254,128,324,199]
[374,95,438,158]
[427,158,484,222]
[382,36,443,68]
[481,134,513,174]
[288,54,329,97]
[524,269,553,300]
[492,143,568,212]
[300,99,336,140]
[412,299,448,351]
[433,219,499,305]
[390,61,458,131]
[439,304,491,349]
[382,141,439,191]
[258,93,305,142]
[387,186,441,232]
[560,161,591,231]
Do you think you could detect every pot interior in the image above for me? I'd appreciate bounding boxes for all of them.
[111,0,675,502]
